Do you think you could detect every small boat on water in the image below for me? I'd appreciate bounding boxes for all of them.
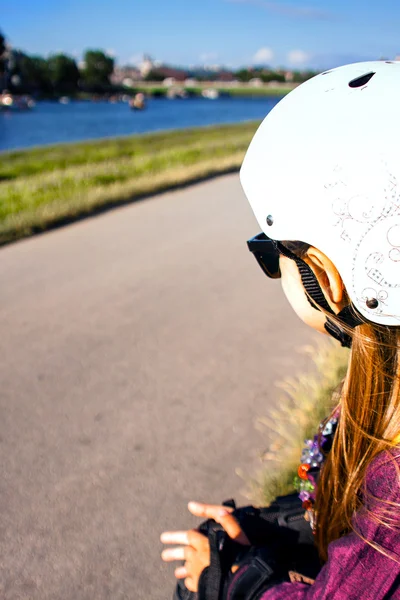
[129,92,146,110]
[166,88,188,99]
[202,89,219,100]
[59,96,71,104]
[0,92,35,111]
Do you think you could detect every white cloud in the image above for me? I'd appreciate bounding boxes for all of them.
[253,47,274,64]
[287,49,310,65]
[106,48,117,58]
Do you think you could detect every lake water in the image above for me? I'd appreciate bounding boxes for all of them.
[0,96,282,152]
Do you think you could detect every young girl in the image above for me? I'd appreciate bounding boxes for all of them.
[161,61,400,599]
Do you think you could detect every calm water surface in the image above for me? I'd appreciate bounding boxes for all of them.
[0,97,282,152]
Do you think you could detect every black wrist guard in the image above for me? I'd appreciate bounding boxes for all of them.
[198,543,281,600]
[196,495,308,600]
[173,494,320,600]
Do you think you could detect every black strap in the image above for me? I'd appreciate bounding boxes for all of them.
[276,242,363,348]
[276,242,335,315]
[223,551,277,600]
[204,528,224,600]
[324,306,363,348]
[336,304,364,329]
[198,541,278,600]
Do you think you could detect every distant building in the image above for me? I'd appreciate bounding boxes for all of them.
[111,66,141,86]
[163,77,176,87]
[215,70,235,82]
[140,55,154,78]
[155,66,187,82]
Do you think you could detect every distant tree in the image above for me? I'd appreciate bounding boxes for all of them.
[8,50,30,91]
[291,70,318,84]
[301,70,318,82]
[7,51,52,94]
[0,31,5,66]
[29,56,52,93]
[291,71,302,83]
[260,71,285,83]
[235,69,253,82]
[143,69,165,82]
[0,31,7,88]
[192,73,209,82]
[81,50,114,90]
[47,53,80,94]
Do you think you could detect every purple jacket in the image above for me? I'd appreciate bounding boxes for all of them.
[261,451,400,599]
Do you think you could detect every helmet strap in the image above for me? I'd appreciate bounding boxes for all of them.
[324,306,364,348]
[276,242,363,348]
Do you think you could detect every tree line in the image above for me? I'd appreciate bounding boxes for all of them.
[0,31,115,96]
[142,66,317,85]
[234,68,317,84]
[0,28,318,97]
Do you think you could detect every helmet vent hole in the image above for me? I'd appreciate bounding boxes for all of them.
[348,72,375,88]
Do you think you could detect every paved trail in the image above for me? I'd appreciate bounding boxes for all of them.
[0,175,314,599]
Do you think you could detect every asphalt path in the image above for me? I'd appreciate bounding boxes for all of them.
[0,174,315,599]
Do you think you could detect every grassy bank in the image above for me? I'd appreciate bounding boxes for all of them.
[0,121,259,246]
[133,86,292,98]
[223,87,291,97]
[249,340,349,506]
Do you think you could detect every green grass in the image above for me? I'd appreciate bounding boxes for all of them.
[223,87,291,97]
[133,85,292,98]
[0,121,260,245]
[246,340,349,506]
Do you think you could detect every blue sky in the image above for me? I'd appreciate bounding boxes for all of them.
[2,0,400,70]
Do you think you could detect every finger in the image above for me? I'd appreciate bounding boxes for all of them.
[188,502,250,545]
[174,566,187,579]
[187,528,210,549]
[161,547,186,562]
[185,577,197,593]
[160,531,190,545]
[188,502,234,519]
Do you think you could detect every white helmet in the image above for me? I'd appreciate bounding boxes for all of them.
[241,61,400,327]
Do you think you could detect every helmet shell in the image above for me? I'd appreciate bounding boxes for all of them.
[240,61,400,326]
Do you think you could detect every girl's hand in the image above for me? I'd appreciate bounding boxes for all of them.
[161,501,250,593]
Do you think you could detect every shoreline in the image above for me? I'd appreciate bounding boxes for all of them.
[0,121,258,246]
[0,118,261,157]
[131,84,294,98]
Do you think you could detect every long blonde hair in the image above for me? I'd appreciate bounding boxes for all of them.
[316,321,400,561]
[284,240,400,561]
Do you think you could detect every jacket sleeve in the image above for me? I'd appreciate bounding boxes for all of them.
[260,530,400,599]
[260,452,400,600]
